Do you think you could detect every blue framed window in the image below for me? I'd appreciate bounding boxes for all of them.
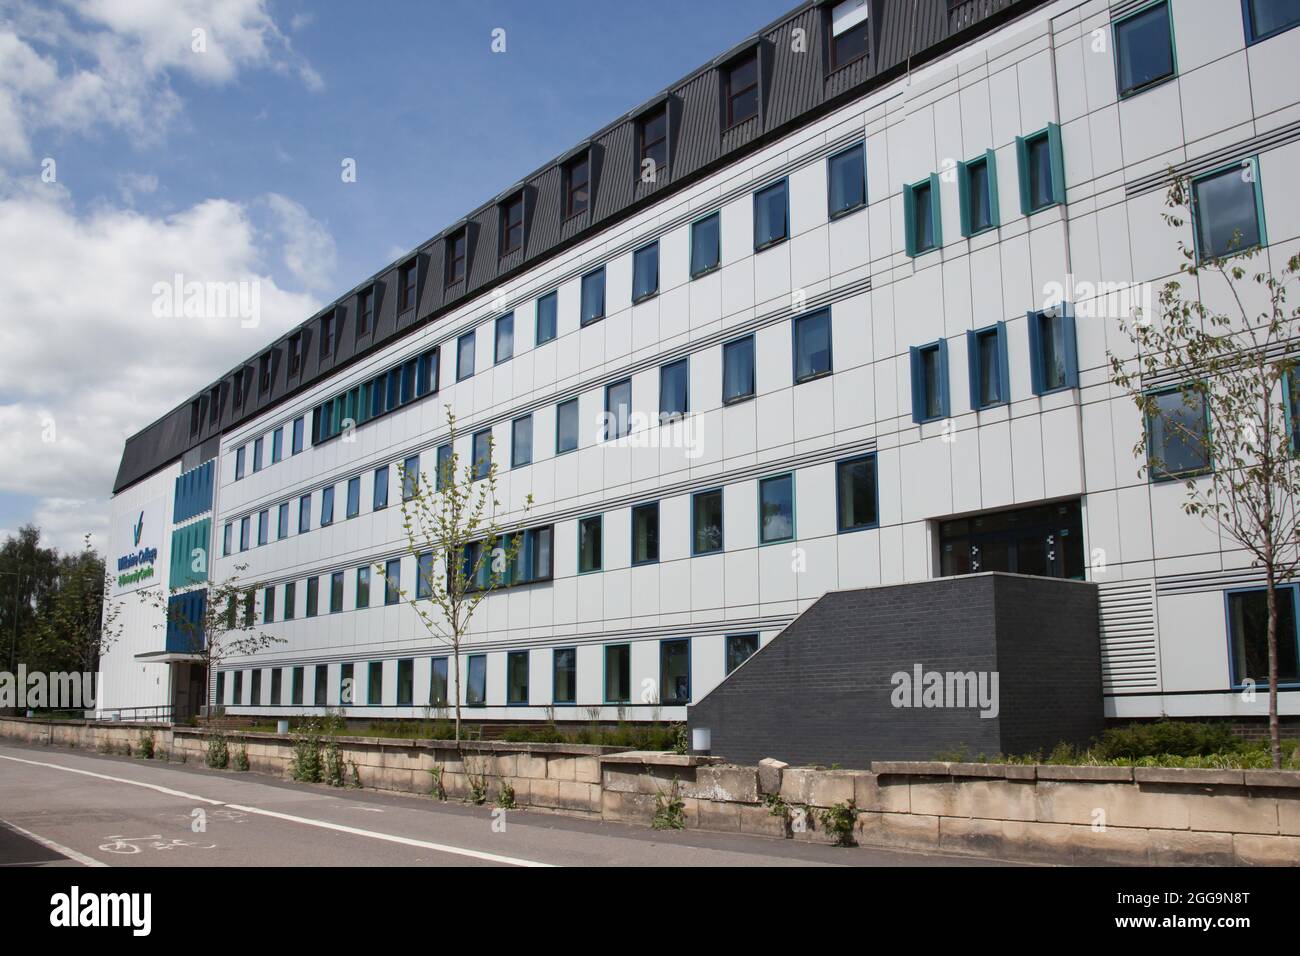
[758,473,795,544]
[578,515,602,573]
[291,416,304,454]
[471,429,492,480]
[1226,585,1300,688]
[306,576,319,617]
[552,648,577,705]
[690,212,721,277]
[271,427,283,464]
[256,509,268,546]
[494,312,514,364]
[466,655,487,707]
[435,444,452,490]
[556,398,579,454]
[660,358,689,421]
[252,437,263,473]
[603,644,630,703]
[320,485,335,526]
[581,267,606,326]
[416,552,433,599]
[1114,1,1176,98]
[283,582,296,620]
[239,516,250,551]
[366,661,383,706]
[234,446,245,481]
[1027,305,1079,394]
[430,657,449,706]
[298,493,311,533]
[1288,369,1300,453]
[632,241,659,302]
[753,178,789,250]
[512,414,533,467]
[1145,385,1212,481]
[605,378,632,440]
[793,308,833,383]
[223,522,232,556]
[632,502,659,565]
[1243,0,1300,43]
[373,465,389,510]
[402,455,419,500]
[396,658,414,706]
[384,558,400,605]
[330,571,344,613]
[692,488,723,555]
[836,454,878,532]
[910,340,950,423]
[1191,159,1266,261]
[536,291,558,344]
[507,651,530,705]
[958,151,999,236]
[722,335,755,404]
[1016,124,1065,214]
[356,566,370,608]
[346,476,360,519]
[456,330,476,381]
[659,638,690,705]
[967,322,1010,409]
[725,634,759,674]
[827,142,866,219]
[903,174,942,256]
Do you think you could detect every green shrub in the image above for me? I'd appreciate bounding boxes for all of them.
[233,744,249,772]
[496,781,517,809]
[818,800,857,847]
[136,731,155,759]
[652,779,685,831]
[1092,720,1241,760]
[205,734,229,769]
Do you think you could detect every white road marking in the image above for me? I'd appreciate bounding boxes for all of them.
[0,751,552,868]
[1,819,106,868]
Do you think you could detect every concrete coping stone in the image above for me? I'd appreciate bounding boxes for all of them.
[598,750,721,767]
[1241,769,1300,789]
[1035,765,1134,782]
[1134,767,1245,787]
[170,727,624,755]
[945,762,1010,779]
[870,761,956,777]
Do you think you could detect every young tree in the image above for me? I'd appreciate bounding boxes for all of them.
[139,563,284,714]
[1110,174,1300,768]
[384,405,533,742]
[35,536,122,674]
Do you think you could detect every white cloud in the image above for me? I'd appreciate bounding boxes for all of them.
[265,192,337,293]
[0,0,321,165]
[0,179,328,548]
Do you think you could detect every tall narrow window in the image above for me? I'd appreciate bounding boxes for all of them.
[367,661,383,706]
[399,259,418,311]
[690,212,721,277]
[356,566,370,609]
[467,655,487,706]
[1113,1,1175,98]
[320,485,335,527]
[958,151,999,236]
[632,502,660,565]
[753,179,789,250]
[910,341,949,423]
[1191,161,1265,261]
[444,230,466,286]
[632,241,659,302]
[271,427,283,464]
[457,329,476,381]
[283,581,296,620]
[339,663,352,705]
[258,353,272,395]
[278,500,291,539]
[472,429,492,480]
[385,558,401,605]
[722,335,755,404]
[292,416,304,454]
[263,586,275,624]
[1028,306,1079,394]
[298,493,311,533]
[402,455,420,500]
[252,437,263,474]
[536,291,558,344]
[564,154,590,218]
[330,571,344,613]
[319,312,335,359]
[726,634,760,674]
[604,644,630,703]
[967,322,1009,409]
[435,444,452,490]
[357,287,373,335]
[904,175,941,255]
[288,333,302,376]
[500,193,525,255]
[495,312,514,363]
[556,398,579,453]
[314,667,328,706]
[234,446,245,481]
[1016,124,1065,214]
[605,378,632,440]
[836,454,878,532]
[1146,386,1211,481]
[430,658,449,707]
[257,509,268,546]
[306,576,319,617]
[553,648,577,705]
[827,142,866,219]
[829,0,870,69]
[578,515,603,573]
[417,552,433,599]
[580,267,605,326]
[1227,586,1300,688]
[512,415,532,468]
[660,639,690,705]
[373,465,389,510]
[723,50,759,127]
[793,309,833,383]
[239,516,249,551]
[507,651,529,705]
[692,489,724,555]
[659,358,689,422]
[638,104,668,174]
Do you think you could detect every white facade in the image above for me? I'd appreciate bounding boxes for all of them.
[101,0,1300,725]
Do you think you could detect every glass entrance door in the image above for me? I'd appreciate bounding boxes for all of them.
[939,500,1084,580]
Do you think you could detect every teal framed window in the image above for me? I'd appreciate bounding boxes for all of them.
[346,476,360,519]
[690,212,721,277]
[758,473,795,544]
[1145,385,1212,481]
[262,586,275,624]
[367,661,383,706]
[223,522,232,556]
[257,509,268,546]
[725,634,759,674]
[402,454,420,500]
[1287,368,1300,453]
[283,581,295,620]
[1027,305,1079,394]
[270,669,281,705]
[430,657,448,707]
[632,502,659,565]
[835,454,878,532]
[910,340,950,423]
[314,667,328,707]
[753,178,789,250]
[903,174,942,256]
[232,670,243,705]
[722,335,755,404]
[271,427,283,463]
[580,266,606,326]
[234,446,245,480]
[793,308,833,383]
[578,515,603,573]
[373,465,389,510]
[1226,585,1300,689]
[291,416,304,454]
[466,655,487,707]
[416,552,433,599]
[384,558,400,605]
[1191,158,1266,262]
[252,437,262,473]
[827,141,866,219]
[659,638,690,705]
[306,576,319,617]
[512,414,533,467]
[507,651,530,705]
[494,312,514,364]
[692,488,724,555]
[1114,1,1176,98]
[660,358,689,421]
[472,428,492,480]
[238,516,249,551]
[330,571,343,614]
[250,669,262,706]
[536,290,558,344]
[435,444,452,491]
[605,378,632,440]
[1243,0,1300,43]
[356,566,370,609]
[957,151,999,236]
[456,330,475,381]
[277,502,289,539]
[1016,124,1065,214]
[632,241,659,302]
[339,663,352,706]
[556,398,579,453]
[397,659,414,706]
[292,666,304,707]
[552,648,577,705]
[320,485,334,527]
[967,321,1010,409]
[603,644,630,703]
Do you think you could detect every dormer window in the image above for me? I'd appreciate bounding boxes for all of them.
[500,193,525,256]
[319,311,334,358]
[563,153,590,218]
[288,333,302,376]
[258,351,273,395]
[638,105,668,176]
[829,0,870,70]
[399,258,419,310]
[208,384,222,425]
[445,232,466,287]
[357,287,373,335]
[723,50,759,128]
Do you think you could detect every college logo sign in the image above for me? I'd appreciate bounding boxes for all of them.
[112,500,162,595]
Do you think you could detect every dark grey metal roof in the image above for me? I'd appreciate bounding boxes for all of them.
[114,0,1041,494]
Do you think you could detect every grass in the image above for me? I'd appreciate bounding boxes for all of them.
[238,717,686,751]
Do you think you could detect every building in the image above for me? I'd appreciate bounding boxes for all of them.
[101,0,1300,734]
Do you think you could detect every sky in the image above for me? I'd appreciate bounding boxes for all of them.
[0,0,795,554]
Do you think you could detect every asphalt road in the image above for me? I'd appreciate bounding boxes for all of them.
[0,742,1015,867]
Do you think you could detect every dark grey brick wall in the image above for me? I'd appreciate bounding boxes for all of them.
[688,573,1102,769]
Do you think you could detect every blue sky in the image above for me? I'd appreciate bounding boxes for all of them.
[0,0,794,551]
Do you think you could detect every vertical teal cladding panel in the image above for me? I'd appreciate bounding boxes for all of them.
[170,518,210,588]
